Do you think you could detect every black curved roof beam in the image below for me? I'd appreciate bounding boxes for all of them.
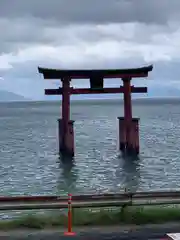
[38,65,153,80]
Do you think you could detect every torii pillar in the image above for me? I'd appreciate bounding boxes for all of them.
[118,78,139,155]
[58,78,75,157]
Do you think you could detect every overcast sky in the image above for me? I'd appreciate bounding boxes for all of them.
[0,0,180,100]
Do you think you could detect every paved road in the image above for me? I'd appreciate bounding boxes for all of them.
[0,223,179,239]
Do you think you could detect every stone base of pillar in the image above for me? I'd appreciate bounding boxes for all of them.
[117,117,126,152]
[58,119,75,157]
[130,118,140,155]
[117,117,140,156]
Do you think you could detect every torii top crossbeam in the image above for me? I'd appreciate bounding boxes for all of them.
[38,65,153,79]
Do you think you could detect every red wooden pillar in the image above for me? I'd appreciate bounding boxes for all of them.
[123,78,133,153]
[123,77,132,148]
[58,77,75,157]
[118,78,140,155]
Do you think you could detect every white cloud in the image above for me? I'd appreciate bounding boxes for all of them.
[0,11,180,99]
[2,22,180,69]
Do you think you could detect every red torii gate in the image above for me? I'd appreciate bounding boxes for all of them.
[38,65,153,157]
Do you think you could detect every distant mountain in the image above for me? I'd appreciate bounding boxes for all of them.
[148,85,180,98]
[0,90,29,102]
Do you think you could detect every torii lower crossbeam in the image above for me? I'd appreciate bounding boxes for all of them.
[45,87,147,95]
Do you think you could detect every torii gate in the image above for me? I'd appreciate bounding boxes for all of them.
[38,65,153,157]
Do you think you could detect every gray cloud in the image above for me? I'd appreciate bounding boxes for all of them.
[0,0,180,25]
[0,18,54,53]
[0,0,178,56]
[0,18,174,56]
[0,0,179,55]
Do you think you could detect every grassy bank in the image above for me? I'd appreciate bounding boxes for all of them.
[1,206,180,229]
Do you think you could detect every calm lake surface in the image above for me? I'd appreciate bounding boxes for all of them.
[0,98,180,198]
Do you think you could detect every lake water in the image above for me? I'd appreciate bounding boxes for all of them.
[0,98,180,198]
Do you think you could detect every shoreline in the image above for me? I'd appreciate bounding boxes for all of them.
[0,206,180,230]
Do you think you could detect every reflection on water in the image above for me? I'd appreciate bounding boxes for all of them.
[57,156,78,194]
[120,154,141,192]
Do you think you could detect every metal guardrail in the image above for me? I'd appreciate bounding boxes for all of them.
[1,190,180,201]
[0,190,180,211]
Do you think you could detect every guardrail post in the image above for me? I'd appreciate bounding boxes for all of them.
[121,204,126,220]
[64,194,75,236]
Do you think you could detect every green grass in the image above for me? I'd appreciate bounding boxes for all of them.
[1,206,180,230]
